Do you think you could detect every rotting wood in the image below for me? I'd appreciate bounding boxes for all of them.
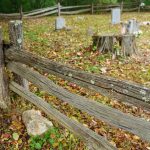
[92,34,138,56]
[0,27,10,109]
[121,35,137,56]
[9,20,29,90]
[5,48,150,111]
[9,81,116,150]
[7,62,150,142]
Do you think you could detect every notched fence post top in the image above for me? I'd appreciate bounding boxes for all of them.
[9,20,23,28]
[9,20,23,49]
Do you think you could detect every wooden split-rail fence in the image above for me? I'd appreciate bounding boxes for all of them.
[0,2,149,19]
[0,21,150,150]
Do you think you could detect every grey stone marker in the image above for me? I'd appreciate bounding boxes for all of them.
[126,19,139,34]
[55,17,66,30]
[111,7,121,25]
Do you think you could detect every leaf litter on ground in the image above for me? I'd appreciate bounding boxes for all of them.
[0,12,150,149]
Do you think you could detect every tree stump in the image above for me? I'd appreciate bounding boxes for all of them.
[92,34,137,57]
[121,35,137,56]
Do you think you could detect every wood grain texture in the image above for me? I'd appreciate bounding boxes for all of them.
[7,62,150,142]
[10,81,116,150]
[9,21,29,90]
[5,48,150,111]
[0,27,10,109]
[93,35,137,56]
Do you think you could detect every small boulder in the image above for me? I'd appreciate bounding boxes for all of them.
[22,110,53,136]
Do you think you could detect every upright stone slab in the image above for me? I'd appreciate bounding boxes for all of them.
[55,17,66,30]
[126,19,139,34]
[111,7,121,25]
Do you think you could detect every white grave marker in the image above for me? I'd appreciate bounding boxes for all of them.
[111,8,121,25]
[55,17,66,30]
[127,19,139,34]
[121,19,141,36]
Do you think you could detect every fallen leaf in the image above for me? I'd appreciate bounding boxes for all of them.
[12,132,19,141]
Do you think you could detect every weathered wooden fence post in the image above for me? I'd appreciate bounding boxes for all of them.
[9,20,29,89]
[138,4,141,13]
[0,27,11,109]
[20,5,23,20]
[91,3,94,14]
[121,1,124,12]
[58,3,61,16]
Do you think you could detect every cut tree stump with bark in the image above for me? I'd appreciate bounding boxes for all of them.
[92,34,137,56]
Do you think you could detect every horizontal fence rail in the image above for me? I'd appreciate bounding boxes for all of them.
[10,81,116,150]
[61,8,91,15]
[61,5,91,10]
[7,61,150,142]
[25,10,58,18]
[0,2,149,19]
[24,6,58,17]
[5,48,150,111]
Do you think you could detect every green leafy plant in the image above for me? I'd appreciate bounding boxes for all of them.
[113,43,121,56]
[97,55,106,62]
[86,65,100,73]
[29,127,62,150]
[92,46,97,51]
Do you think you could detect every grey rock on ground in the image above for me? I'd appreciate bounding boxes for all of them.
[22,109,53,136]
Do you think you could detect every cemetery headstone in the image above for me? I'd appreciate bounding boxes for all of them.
[111,7,121,25]
[127,19,139,34]
[55,17,66,30]
[121,19,140,36]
